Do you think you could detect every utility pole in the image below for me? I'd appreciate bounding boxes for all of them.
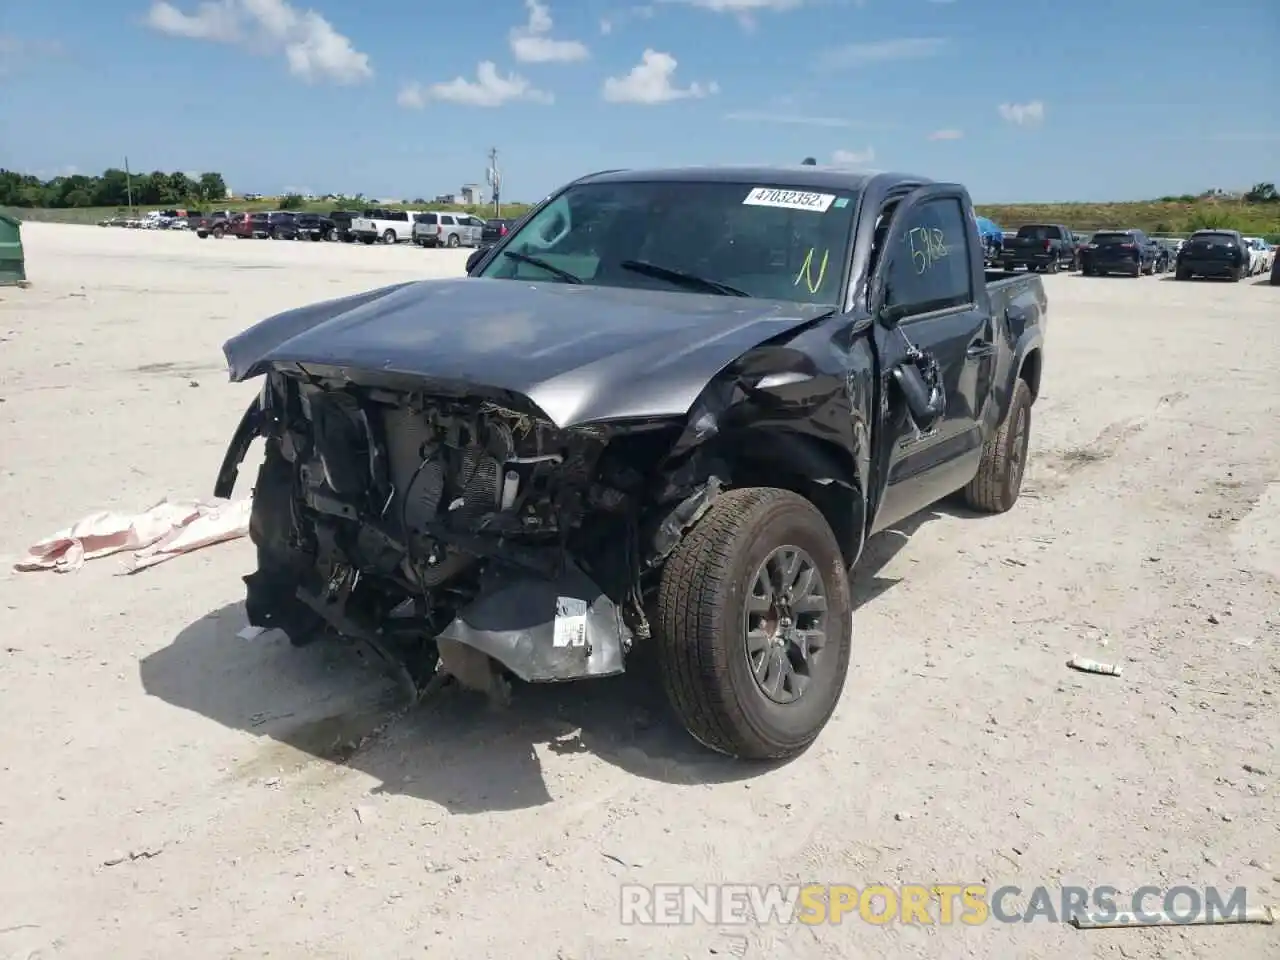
[125,155,135,217]
[486,147,501,218]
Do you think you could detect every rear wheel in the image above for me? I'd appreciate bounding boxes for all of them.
[963,378,1032,514]
[382,229,397,244]
[447,233,460,248]
[655,487,852,761]
[1046,260,1059,274]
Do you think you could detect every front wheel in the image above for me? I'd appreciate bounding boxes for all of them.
[361,236,375,245]
[655,487,853,761]
[325,228,337,242]
[1176,268,1191,280]
[963,378,1032,514]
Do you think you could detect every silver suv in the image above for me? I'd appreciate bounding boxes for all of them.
[412,212,484,248]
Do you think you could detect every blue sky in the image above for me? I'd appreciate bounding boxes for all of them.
[1,0,1277,203]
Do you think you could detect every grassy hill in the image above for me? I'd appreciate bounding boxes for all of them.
[7,197,1279,241]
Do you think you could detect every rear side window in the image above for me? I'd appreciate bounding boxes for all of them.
[883,197,973,316]
[1016,225,1059,240]
[441,215,455,226]
[419,213,438,225]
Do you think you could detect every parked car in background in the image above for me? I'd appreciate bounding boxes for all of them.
[1174,229,1250,281]
[328,210,363,243]
[1080,229,1157,277]
[194,211,232,238]
[480,217,515,244]
[267,212,300,240]
[412,212,484,248]
[1151,238,1179,272]
[274,212,337,242]
[1243,237,1273,275]
[350,209,418,244]
[974,215,1004,265]
[1001,223,1076,273]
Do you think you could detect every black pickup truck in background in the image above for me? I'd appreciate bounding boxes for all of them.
[276,212,337,241]
[217,166,1046,761]
[1000,223,1077,273]
[327,210,365,243]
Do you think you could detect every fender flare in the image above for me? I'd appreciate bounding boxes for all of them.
[213,396,263,499]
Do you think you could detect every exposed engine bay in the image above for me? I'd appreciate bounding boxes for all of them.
[240,368,722,699]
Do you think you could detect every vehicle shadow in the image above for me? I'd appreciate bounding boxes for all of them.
[139,499,981,813]
[1251,277,1277,286]
[141,600,764,814]
[849,497,982,607]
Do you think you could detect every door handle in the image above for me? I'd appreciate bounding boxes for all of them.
[967,340,996,358]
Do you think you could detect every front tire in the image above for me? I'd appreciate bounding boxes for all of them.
[963,378,1032,514]
[655,487,853,761]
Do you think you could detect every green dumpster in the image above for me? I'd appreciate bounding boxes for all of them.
[0,213,26,286]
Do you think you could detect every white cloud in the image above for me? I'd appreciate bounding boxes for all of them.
[928,128,963,140]
[724,110,854,128]
[602,49,717,104]
[661,0,803,30]
[998,100,1044,126]
[832,147,875,165]
[819,37,947,69]
[661,0,804,11]
[144,0,372,84]
[600,4,655,34]
[509,0,588,63]
[399,62,553,109]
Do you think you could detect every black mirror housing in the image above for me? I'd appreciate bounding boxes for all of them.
[466,246,490,273]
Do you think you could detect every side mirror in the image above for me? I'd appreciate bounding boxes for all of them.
[466,246,491,273]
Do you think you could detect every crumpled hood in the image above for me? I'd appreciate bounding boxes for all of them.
[222,278,830,428]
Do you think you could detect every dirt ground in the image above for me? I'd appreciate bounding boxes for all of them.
[0,223,1277,960]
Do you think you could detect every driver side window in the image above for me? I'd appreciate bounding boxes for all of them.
[882,197,973,318]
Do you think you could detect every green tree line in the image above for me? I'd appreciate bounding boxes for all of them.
[0,168,228,209]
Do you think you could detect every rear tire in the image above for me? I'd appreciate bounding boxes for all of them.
[382,229,397,244]
[447,233,461,248]
[963,378,1032,514]
[1176,268,1191,280]
[655,487,853,761]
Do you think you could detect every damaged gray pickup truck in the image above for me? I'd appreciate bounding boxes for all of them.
[215,166,1047,761]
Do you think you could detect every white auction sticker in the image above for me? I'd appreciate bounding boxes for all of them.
[742,187,836,213]
[553,597,588,648]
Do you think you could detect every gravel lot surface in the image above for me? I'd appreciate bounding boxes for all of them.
[1,223,1277,960]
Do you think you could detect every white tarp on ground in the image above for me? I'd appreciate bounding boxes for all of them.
[13,496,251,574]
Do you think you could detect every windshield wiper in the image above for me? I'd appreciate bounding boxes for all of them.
[502,251,582,284]
[618,260,750,297]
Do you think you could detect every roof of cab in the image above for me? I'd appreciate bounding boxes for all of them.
[574,164,929,192]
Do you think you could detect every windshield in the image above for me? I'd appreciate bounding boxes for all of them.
[476,179,859,304]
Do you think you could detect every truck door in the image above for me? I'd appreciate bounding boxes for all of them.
[865,184,992,534]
